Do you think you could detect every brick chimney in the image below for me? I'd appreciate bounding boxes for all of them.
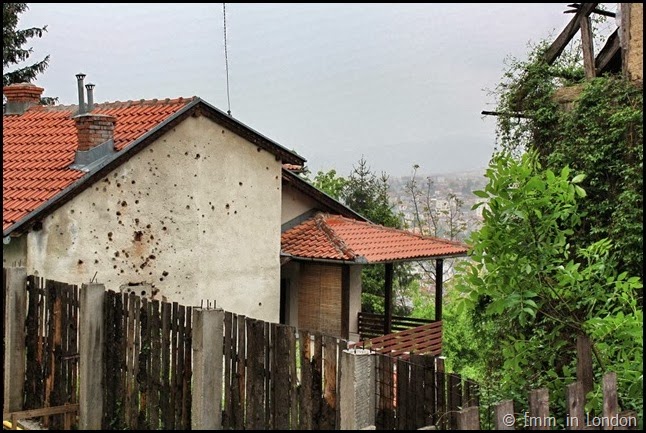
[70,73,117,170]
[74,114,117,151]
[3,82,44,115]
[73,72,116,152]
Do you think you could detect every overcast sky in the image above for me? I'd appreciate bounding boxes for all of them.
[15,3,616,177]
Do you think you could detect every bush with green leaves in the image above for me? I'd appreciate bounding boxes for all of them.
[455,149,642,425]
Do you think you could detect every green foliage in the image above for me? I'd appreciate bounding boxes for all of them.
[310,169,347,201]
[456,149,643,423]
[494,44,643,284]
[3,3,50,87]
[342,156,402,228]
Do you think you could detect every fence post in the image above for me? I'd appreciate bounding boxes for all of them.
[339,348,375,430]
[494,400,515,430]
[3,267,27,414]
[528,388,551,430]
[566,382,585,430]
[576,335,593,398]
[457,405,480,430]
[602,372,618,430]
[191,308,225,430]
[79,283,105,430]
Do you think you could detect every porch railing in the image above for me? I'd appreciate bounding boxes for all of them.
[358,312,435,340]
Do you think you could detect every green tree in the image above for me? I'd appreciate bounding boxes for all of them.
[310,169,347,201]
[340,157,409,314]
[456,149,642,424]
[3,3,50,87]
[342,156,401,228]
[493,42,643,285]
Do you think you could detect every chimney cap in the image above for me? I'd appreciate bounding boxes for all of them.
[85,83,96,90]
[3,82,44,91]
[76,72,86,80]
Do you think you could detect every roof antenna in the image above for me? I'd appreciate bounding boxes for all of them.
[223,3,232,116]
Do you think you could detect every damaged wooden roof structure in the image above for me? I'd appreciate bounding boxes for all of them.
[482,2,640,118]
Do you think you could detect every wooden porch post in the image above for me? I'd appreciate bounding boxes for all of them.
[435,259,444,322]
[341,265,350,340]
[384,263,393,335]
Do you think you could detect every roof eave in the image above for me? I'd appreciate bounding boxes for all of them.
[282,169,368,222]
[196,98,306,166]
[280,252,368,265]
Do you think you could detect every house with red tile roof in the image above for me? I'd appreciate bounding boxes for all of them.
[4,75,467,343]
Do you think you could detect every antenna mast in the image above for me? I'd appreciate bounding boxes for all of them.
[223,3,232,116]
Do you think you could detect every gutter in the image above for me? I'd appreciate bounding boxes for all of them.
[280,252,369,265]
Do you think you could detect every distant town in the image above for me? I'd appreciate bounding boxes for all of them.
[387,169,489,242]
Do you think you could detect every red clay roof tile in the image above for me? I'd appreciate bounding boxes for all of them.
[3,97,193,232]
[281,213,468,263]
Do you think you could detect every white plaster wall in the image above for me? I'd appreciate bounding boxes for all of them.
[25,115,283,322]
[2,235,27,268]
[281,183,320,224]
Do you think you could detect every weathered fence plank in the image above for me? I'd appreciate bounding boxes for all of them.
[4,268,27,414]
[299,330,313,430]
[377,354,395,430]
[246,319,266,429]
[312,333,324,429]
[223,311,233,429]
[410,354,427,429]
[288,326,298,429]
[150,299,161,429]
[436,357,447,430]
[457,405,480,430]
[566,382,585,430]
[528,388,550,430]
[422,354,436,427]
[396,357,409,430]
[577,335,594,398]
[160,300,172,429]
[274,325,291,430]
[182,307,192,429]
[233,314,246,430]
[448,373,463,430]
[322,335,338,430]
[602,372,618,430]
[494,400,514,430]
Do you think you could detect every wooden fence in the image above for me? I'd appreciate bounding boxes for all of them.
[5,269,640,430]
[102,290,193,430]
[375,353,479,430]
[218,312,347,429]
[23,275,79,430]
[454,372,638,430]
[358,311,434,339]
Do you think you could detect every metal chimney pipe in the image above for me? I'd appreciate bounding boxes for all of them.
[85,83,95,112]
[76,73,86,114]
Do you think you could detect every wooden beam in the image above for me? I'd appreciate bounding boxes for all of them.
[384,263,393,335]
[595,28,620,75]
[565,3,616,18]
[481,110,530,118]
[435,259,444,322]
[511,3,598,110]
[580,16,596,79]
[545,3,599,65]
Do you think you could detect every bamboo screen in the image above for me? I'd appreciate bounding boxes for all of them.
[298,263,342,336]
